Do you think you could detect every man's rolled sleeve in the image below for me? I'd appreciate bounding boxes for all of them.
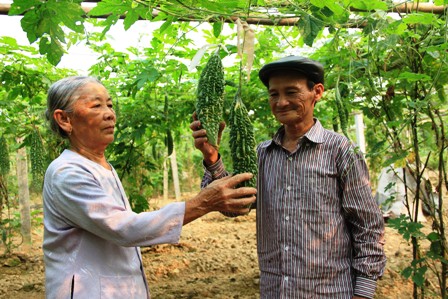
[200,154,229,189]
[354,276,378,299]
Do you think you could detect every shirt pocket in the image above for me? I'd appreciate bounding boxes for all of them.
[100,275,147,299]
[297,177,342,241]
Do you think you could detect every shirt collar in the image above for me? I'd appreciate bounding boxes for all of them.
[260,118,326,149]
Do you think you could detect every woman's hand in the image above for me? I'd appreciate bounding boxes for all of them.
[183,173,257,225]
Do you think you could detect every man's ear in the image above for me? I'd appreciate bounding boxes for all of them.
[314,83,324,103]
[53,109,72,134]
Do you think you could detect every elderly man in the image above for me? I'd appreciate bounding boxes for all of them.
[191,56,386,299]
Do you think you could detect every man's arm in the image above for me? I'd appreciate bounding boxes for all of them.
[190,115,230,187]
[339,143,387,299]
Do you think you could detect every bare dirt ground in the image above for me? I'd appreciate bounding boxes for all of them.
[0,195,436,299]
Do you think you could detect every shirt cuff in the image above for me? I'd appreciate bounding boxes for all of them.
[203,154,226,179]
[353,276,377,299]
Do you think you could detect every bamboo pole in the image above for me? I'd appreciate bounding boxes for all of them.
[0,2,446,25]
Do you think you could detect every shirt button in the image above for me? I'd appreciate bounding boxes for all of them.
[288,156,293,161]
[285,216,289,221]
[286,186,291,191]
[285,246,289,251]
[284,276,289,282]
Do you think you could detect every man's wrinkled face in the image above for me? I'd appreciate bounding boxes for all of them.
[268,72,323,126]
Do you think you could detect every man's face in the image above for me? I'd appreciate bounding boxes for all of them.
[268,72,323,126]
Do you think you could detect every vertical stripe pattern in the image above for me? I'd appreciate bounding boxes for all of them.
[201,119,386,299]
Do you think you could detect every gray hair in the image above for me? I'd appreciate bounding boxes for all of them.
[46,76,103,138]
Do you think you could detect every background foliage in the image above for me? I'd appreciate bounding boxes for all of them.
[0,0,447,297]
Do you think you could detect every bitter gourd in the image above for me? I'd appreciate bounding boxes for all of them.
[195,52,225,148]
[29,129,45,189]
[229,91,258,189]
[222,91,258,217]
[0,135,9,175]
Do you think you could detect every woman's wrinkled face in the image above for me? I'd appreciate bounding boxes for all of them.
[69,82,116,151]
[268,72,323,126]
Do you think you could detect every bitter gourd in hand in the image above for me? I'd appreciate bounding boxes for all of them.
[229,91,258,189]
[195,52,225,148]
[221,91,258,217]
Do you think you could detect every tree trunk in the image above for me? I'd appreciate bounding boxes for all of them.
[354,111,366,154]
[0,175,7,223]
[16,138,31,251]
[163,157,169,201]
[170,147,181,200]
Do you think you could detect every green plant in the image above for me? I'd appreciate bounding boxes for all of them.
[0,211,23,255]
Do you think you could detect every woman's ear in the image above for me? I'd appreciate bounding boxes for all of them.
[53,109,72,135]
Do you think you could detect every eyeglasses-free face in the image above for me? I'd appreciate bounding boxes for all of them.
[268,73,323,127]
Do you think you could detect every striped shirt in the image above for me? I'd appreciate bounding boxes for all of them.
[202,119,386,299]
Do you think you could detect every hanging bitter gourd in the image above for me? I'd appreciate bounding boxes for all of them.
[335,80,349,138]
[29,129,45,189]
[195,51,225,148]
[229,91,258,191]
[221,91,258,217]
[222,91,257,217]
[0,135,9,175]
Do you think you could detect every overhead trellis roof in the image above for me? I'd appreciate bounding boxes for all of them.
[0,1,446,27]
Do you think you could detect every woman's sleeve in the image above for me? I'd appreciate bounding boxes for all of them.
[48,164,185,247]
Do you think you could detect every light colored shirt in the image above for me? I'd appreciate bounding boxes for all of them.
[43,149,185,299]
[202,119,386,299]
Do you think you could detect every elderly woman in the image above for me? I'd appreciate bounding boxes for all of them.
[43,76,256,299]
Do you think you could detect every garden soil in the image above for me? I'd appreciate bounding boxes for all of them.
[0,193,431,299]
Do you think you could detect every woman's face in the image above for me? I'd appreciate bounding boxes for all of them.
[69,82,116,152]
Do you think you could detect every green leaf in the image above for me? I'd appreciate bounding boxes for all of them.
[39,37,64,65]
[387,214,425,241]
[311,0,346,16]
[14,0,84,65]
[401,266,413,279]
[152,11,170,22]
[350,0,388,11]
[8,0,41,15]
[88,0,130,16]
[135,67,159,89]
[159,17,173,34]
[412,266,427,286]
[398,72,432,82]
[20,10,40,43]
[403,13,437,25]
[437,86,446,103]
[0,36,18,48]
[99,15,120,39]
[382,151,408,167]
[7,88,21,101]
[297,14,325,47]
[195,0,237,12]
[123,10,139,30]
[31,2,84,35]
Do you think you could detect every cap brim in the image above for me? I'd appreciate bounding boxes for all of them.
[258,56,324,87]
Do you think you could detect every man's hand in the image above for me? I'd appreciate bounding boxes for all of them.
[190,112,225,166]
